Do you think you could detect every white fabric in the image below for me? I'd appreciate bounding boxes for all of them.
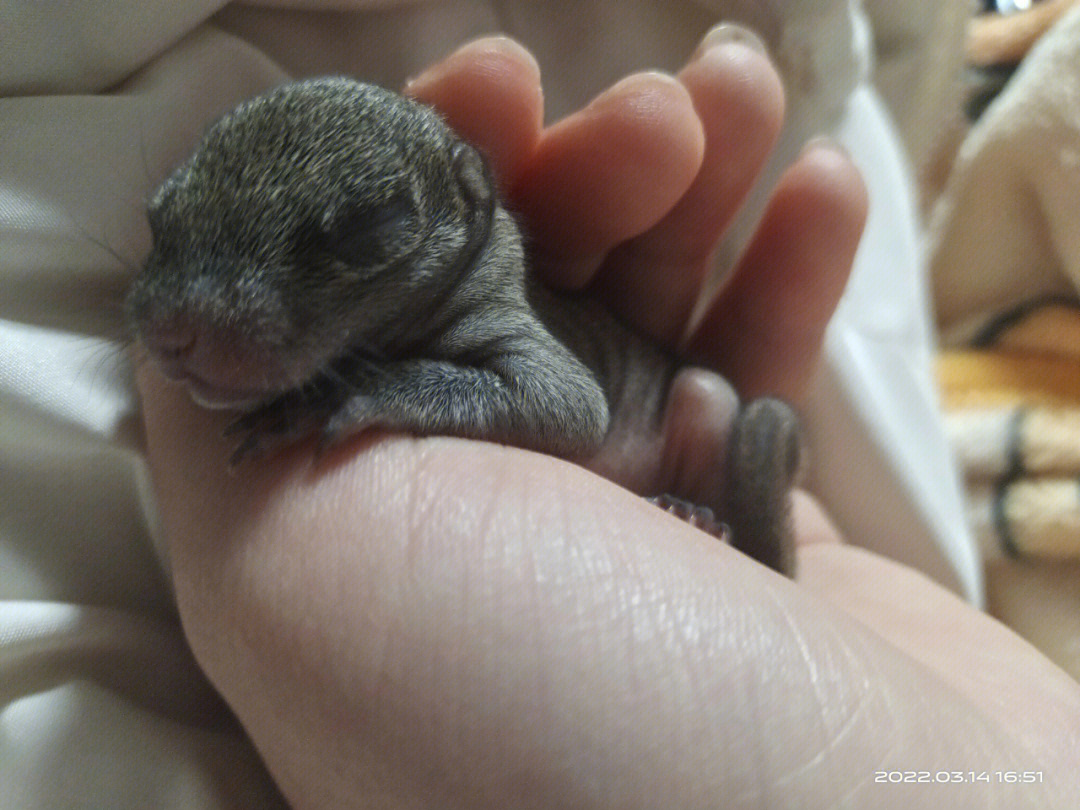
[808,85,979,597]
[862,0,970,201]
[1,1,976,805]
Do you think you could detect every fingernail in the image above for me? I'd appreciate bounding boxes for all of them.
[801,135,851,160]
[694,23,769,60]
[403,64,441,94]
[405,36,538,94]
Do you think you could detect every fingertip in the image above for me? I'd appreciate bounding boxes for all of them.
[515,71,705,287]
[681,41,785,141]
[582,70,701,131]
[686,141,867,403]
[759,141,868,327]
[758,143,868,330]
[406,35,542,92]
[784,141,869,241]
[405,36,544,189]
[590,42,788,343]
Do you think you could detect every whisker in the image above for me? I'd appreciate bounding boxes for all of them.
[78,228,139,274]
[137,110,155,187]
[70,337,129,391]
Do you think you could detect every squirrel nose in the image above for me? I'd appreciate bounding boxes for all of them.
[141,315,198,360]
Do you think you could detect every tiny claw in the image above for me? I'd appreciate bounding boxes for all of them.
[228,433,265,468]
[224,407,282,439]
[315,394,383,456]
[314,408,376,460]
[648,494,730,542]
[313,425,340,461]
[222,416,251,437]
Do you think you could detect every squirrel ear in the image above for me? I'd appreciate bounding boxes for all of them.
[450,141,494,210]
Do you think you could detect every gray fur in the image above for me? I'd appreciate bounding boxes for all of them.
[128,77,800,574]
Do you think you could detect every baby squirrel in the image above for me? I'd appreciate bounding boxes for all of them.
[127,77,801,574]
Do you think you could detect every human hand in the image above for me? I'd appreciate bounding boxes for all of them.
[138,33,1080,809]
[406,28,859,404]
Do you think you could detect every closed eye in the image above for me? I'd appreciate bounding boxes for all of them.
[321,191,416,266]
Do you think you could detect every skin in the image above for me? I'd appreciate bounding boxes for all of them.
[138,35,1080,810]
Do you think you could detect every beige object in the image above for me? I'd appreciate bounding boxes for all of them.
[931,4,1080,342]
[966,0,1080,66]
[863,0,972,208]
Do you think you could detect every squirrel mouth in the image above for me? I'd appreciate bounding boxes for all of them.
[142,331,310,411]
[145,356,275,410]
[144,353,268,410]
[179,372,270,411]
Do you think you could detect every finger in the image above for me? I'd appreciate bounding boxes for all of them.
[405,36,544,192]
[594,35,784,345]
[687,142,868,403]
[511,72,705,288]
[791,490,844,547]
